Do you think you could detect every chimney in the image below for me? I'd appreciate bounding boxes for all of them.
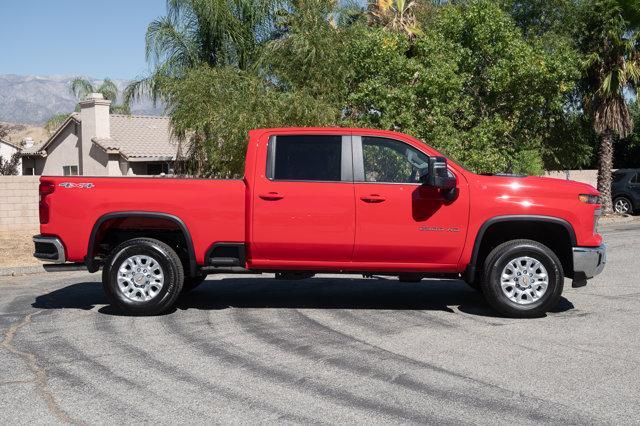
[79,93,111,175]
[80,93,111,139]
[22,137,34,148]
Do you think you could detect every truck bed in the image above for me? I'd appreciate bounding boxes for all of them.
[40,176,246,264]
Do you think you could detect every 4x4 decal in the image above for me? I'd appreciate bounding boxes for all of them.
[58,182,94,189]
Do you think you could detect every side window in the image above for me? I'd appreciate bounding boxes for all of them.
[361,137,429,184]
[269,135,343,182]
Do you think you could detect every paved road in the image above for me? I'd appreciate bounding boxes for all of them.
[1,222,639,424]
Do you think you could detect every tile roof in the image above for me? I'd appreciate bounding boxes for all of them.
[19,140,46,155]
[92,114,179,160]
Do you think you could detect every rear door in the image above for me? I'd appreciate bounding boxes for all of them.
[250,134,355,263]
[352,135,469,267]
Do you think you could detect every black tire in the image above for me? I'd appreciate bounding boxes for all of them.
[481,239,564,318]
[182,274,206,293]
[613,196,634,214]
[102,238,184,316]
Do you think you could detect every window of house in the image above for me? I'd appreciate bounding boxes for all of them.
[23,167,34,176]
[361,137,429,184]
[146,163,170,175]
[269,135,343,182]
[62,165,78,176]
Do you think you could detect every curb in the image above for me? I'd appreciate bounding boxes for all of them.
[0,265,45,277]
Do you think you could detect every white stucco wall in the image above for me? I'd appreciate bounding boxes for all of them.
[38,123,81,176]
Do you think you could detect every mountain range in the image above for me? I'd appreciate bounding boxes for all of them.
[0,74,164,125]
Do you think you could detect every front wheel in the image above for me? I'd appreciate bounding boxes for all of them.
[102,238,184,316]
[481,239,564,318]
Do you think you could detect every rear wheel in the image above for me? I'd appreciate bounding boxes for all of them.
[614,196,633,214]
[481,239,563,318]
[102,238,184,316]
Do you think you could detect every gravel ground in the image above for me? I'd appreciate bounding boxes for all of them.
[0,231,42,268]
[0,221,638,424]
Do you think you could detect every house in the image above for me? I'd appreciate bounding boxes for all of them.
[0,137,22,175]
[20,93,180,176]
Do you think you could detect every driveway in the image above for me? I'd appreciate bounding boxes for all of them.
[1,222,638,424]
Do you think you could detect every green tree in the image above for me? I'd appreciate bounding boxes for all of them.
[341,1,581,175]
[576,0,640,213]
[70,77,130,114]
[166,65,339,177]
[125,0,279,105]
[0,152,20,175]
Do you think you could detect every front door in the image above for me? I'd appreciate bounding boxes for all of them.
[250,134,355,263]
[352,136,469,267]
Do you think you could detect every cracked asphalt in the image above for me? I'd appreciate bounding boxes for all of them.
[1,221,639,424]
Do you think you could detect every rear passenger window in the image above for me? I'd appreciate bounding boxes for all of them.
[270,135,343,181]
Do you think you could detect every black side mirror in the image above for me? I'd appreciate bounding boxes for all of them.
[424,156,457,200]
[427,157,455,188]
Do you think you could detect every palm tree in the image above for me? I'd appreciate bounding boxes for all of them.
[124,0,279,106]
[70,77,131,114]
[369,0,422,37]
[578,0,639,213]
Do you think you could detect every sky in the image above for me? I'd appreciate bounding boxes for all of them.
[0,0,167,79]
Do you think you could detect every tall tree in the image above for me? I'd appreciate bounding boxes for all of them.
[0,152,20,176]
[70,77,131,114]
[576,0,639,213]
[124,0,280,105]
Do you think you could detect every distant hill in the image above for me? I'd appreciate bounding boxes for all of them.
[0,74,164,125]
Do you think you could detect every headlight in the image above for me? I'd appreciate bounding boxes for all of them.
[579,194,601,204]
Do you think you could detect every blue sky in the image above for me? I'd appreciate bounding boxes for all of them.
[0,1,166,79]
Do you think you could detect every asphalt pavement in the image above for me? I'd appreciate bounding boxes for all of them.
[1,222,639,424]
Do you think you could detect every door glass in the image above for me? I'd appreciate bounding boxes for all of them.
[362,137,429,183]
[271,135,342,181]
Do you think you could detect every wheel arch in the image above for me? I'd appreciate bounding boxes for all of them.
[465,215,577,283]
[86,211,197,276]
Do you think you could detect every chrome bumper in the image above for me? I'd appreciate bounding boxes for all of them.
[573,244,606,280]
[33,235,66,263]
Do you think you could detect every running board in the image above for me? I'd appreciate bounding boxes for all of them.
[43,263,90,272]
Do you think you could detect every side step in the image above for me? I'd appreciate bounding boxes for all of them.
[206,243,246,268]
[43,263,89,272]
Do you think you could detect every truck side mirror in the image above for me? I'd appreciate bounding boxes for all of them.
[424,156,457,200]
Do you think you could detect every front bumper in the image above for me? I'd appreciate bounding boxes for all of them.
[573,244,606,280]
[33,235,66,263]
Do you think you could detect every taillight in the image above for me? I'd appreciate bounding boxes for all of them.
[39,181,55,224]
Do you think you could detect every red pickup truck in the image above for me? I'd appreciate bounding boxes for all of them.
[33,128,606,317]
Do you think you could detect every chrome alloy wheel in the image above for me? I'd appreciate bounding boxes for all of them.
[614,198,631,214]
[117,255,164,302]
[500,256,549,305]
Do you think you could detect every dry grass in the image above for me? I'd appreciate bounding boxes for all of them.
[0,231,43,268]
[1,122,48,147]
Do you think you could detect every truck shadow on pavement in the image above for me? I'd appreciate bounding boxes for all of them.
[32,276,575,318]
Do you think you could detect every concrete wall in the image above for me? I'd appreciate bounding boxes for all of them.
[0,176,39,234]
[545,170,599,188]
